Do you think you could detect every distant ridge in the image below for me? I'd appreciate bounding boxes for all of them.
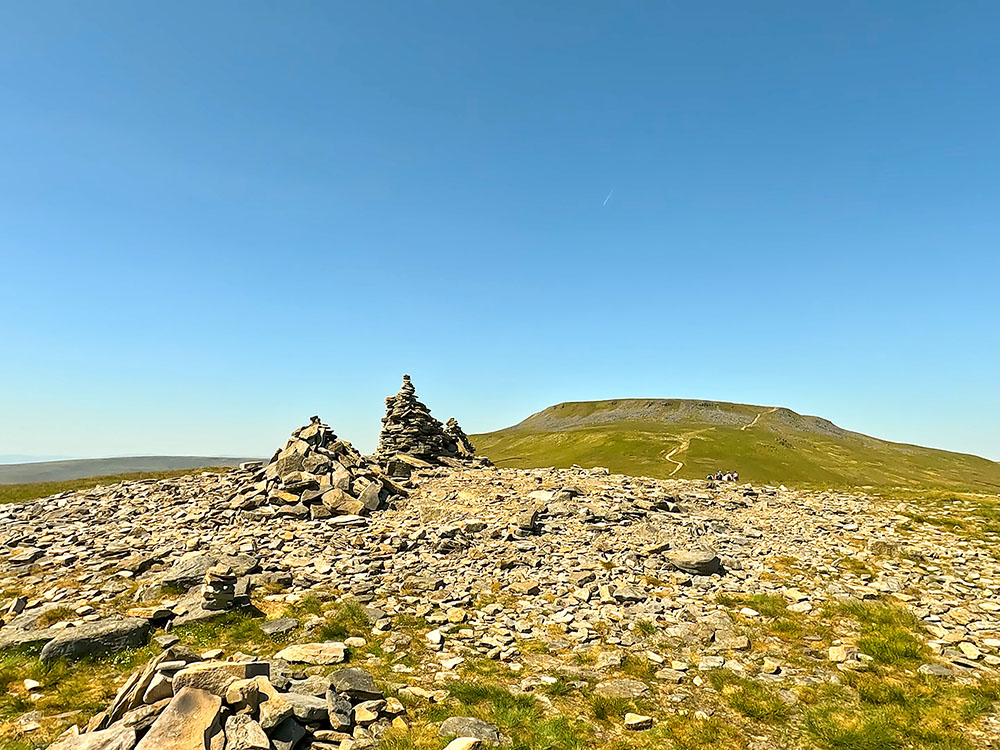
[473,398,1000,492]
[0,456,258,485]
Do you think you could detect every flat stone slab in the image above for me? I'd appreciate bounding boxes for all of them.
[49,724,136,750]
[666,548,722,576]
[135,687,222,750]
[327,668,382,700]
[172,661,269,697]
[594,678,650,699]
[274,642,347,665]
[40,619,150,663]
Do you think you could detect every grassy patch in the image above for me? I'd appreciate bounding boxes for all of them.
[0,646,156,748]
[838,601,926,666]
[709,671,789,723]
[441,681,589,750]
[172,611,275,650]
[634,619,657,637]
[34,606,78,628]
[315,599,370,641]
[590,693,637,721]
[716,593,788,619]
[800,668,999,750]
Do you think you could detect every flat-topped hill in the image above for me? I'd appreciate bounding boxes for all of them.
[473,398,1000,492]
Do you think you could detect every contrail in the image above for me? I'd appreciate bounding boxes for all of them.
[602,188,614,207]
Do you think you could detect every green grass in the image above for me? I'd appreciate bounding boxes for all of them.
[0,467,235,505]
[171,611,277,650]
[803,677,1000,750]
[472,399,1000,491]
[838,601,926,666]
[589,693,638,721]
[439,681,589,750]
[0,645,156,748]
[315,599,371,641]
[709,672,790,723]
[33,606,77,628]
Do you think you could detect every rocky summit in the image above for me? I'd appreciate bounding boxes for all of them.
[1,459,999,749]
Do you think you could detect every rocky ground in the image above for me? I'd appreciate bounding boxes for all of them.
[2,464,999,749]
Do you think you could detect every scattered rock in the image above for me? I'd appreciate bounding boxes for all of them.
[274,642,347,665]
[439,716,501,745]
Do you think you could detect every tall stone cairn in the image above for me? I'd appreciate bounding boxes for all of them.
[444,417,476,457]
[375,375,484,468]
[229,416,405,520]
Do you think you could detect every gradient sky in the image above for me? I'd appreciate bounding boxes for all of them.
[1,2,998,461]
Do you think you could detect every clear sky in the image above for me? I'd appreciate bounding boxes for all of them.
[1,2,998,461]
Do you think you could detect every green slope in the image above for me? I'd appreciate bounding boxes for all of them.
[472,399,1000,492]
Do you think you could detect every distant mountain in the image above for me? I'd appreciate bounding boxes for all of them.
[472,399,1000,492]
[0,454,73,464]
[0,456,258,485]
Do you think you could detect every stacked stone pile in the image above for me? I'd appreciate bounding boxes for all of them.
[50,650,423,750]
[230,416,405,519]
[201,565,238,611]
[375,375,486,467]
[444,417,476,458]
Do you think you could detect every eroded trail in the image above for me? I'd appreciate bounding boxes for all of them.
[741,406,777,431]
[663,436,691,476]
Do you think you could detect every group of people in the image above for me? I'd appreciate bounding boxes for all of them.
[708,470,739,482]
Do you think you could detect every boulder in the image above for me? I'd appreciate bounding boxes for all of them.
[134,687,223,750]
[666,548,723,576]
[268,717,306,750]
[327,668,382,701]
[439,716,501,745]
[172,661,269,697]
[49,724,136,750]
[283,692,329,723]
[224,714,269,750]
[40,619,150,663]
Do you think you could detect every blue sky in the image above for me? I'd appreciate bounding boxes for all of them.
[1,2,998,461]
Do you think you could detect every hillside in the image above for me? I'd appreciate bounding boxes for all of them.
[0,455,255,485]
[472,399,1000,492]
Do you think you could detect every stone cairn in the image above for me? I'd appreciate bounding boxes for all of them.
[444,417,476,457]
[375,375,486,473]
[230,416,404,519]
[200,565,237,611]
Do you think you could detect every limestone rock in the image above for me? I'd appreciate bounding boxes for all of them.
[40,619,150,663]
[439,716,501,745]
[224,714,269,750]
[274,642,347,665]
[49,724,136,750]
[134,687,223,750]
[172,661,269,697]
[666,548,723,576]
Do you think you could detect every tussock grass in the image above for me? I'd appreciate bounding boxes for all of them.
[709,671,789,723]
[34,606,78,628]
[436,681,588,750]
[838,601,926,666]
[315,599,370,641]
